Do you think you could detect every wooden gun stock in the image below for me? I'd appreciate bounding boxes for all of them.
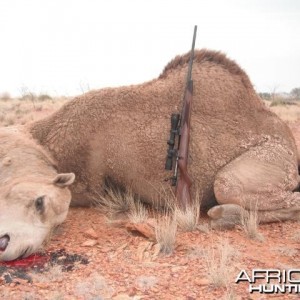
[176,80,193,207]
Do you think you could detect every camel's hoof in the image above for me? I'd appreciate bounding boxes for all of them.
[208,204,249,230]
[208,204,247,220]
[207,205,223,220]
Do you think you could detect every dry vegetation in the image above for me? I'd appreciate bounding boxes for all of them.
[204,238,239,287]
[155,213,178,255]
[264,99,300,122]
[0,95,69,127]
[239,200,264,241]
[1,95,300,299]
[240,209,264,242]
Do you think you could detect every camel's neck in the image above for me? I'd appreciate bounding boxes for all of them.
[0,127,58,185]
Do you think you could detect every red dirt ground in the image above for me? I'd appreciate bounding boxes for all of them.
[1,207,300,299]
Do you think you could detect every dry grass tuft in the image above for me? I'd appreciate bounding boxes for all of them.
[204,238,238,287]
[162,186,202,232]
[125,189,148,223]
[95,187,131,217]
[127,199,148,224]
[174,204,199,232]
[95,187,148,223]
[155,212,177,255]
[240,207,264,241]
[174,190,201,232]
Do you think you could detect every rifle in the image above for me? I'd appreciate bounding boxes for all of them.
[165,25,197,208]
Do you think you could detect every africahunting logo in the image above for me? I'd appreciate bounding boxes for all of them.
[235,269,300,293]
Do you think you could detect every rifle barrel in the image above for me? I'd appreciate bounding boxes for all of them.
[186,25,197,83]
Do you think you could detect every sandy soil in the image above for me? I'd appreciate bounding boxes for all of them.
[1,207,300,299]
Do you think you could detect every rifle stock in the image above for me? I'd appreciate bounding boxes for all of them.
[176,79,193,207]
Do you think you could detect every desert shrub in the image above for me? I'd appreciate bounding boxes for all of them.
[291,87,300,100]
[38,94,52,101]
[259,92,271,100]
[20,92,37,101]
[270,99,296,107]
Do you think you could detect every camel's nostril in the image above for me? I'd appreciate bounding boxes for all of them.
[0,234,10,251]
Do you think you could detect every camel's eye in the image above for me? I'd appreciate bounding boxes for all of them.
[35,196,45,213]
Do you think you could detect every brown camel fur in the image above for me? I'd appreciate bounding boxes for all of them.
[28,49,300,226]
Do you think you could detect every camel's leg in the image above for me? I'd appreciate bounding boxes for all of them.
[208,204,300,229]
[70,162,107,206]
[207,139,300,227]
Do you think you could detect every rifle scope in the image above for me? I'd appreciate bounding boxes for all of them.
[165,113,180,170]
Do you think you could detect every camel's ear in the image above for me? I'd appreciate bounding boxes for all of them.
[53,173,75,188]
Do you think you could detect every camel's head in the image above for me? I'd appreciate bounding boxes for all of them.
[0,173,75,261]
